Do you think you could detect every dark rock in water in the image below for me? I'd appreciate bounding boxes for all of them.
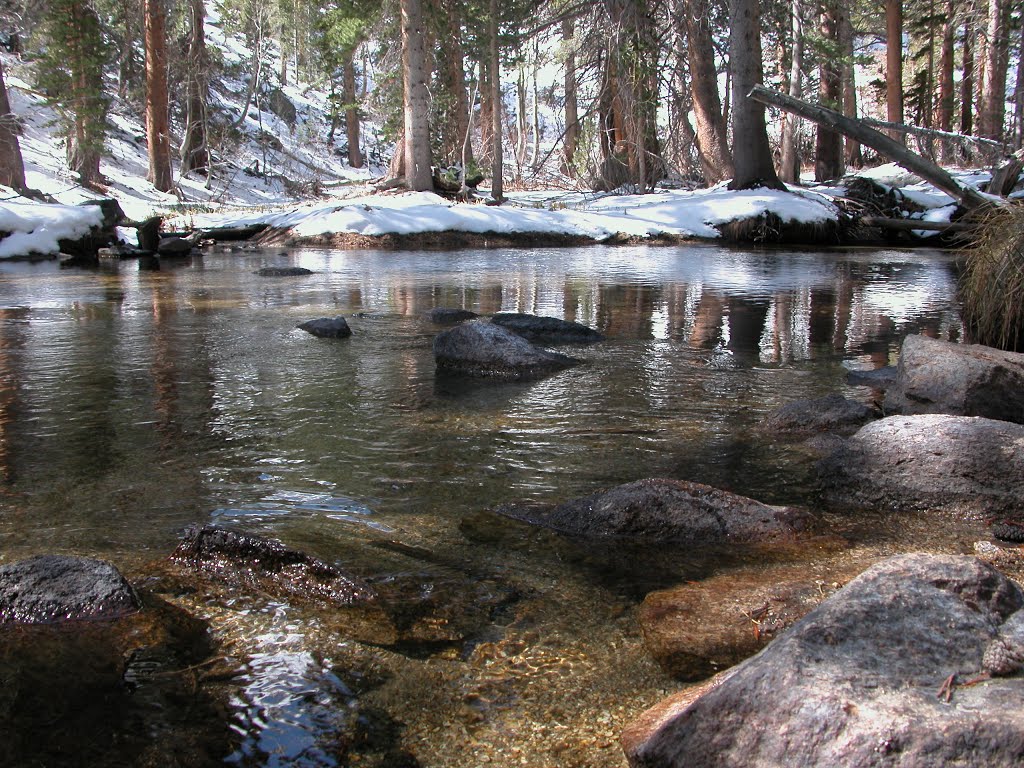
[433,320,580,380]
[622,554,1024,768]
[759,393,880,436]
[157,236,194,256]
[638,562,854,681]
[171,524,376,606]
[491,312,604,344]
[495,478,809,543]
[884,334,1024,424]
[56,198,125,261]
[819,414,1024,522]
[255,266,313,276]
[423,307,478,324]
[135,215,162,252]
[0,555,140,624]
[299,316,352,338]
[845,365,897,389]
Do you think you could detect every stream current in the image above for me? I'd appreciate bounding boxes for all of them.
[0,244,983,766]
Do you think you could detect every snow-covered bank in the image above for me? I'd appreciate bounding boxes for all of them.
[164,185,842,248]
[0,197,105,259]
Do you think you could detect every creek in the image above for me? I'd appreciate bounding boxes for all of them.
[0,244,985,766]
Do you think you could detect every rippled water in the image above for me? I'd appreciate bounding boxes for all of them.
[0,244,973,766]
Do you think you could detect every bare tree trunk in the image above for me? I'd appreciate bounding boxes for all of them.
[980,0,1010,140]
[562,18,579,176]
[180,0,209,176]
[0,59,27,193]
[437,0,473,168]
[885,0,904,140]
[489,0,502,201]
[343,53,363,168]
[683,0,734,183]
[144,0,172,191]
[815,0,844,181]
[936,1,955,133]
[728,0,784,190]
[779,0,804,183]
[479,57,493,166]
[841,8,862,167]
[401,0,433,190]
[515,62,528,167]
[1015,24,1024,148]
[530,41,540,169]
[962,20,975,135]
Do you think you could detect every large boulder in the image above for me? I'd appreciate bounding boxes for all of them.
[0,555,140,624]
[884,334,1024,423]
[266,87,298,126]
[490,312,604,344]
[433,320,580,379]
[298,316,352,338]
[495,478,809,543]
[819,414,1024,524]
[759,394,880,436]
[623,554,1024,768]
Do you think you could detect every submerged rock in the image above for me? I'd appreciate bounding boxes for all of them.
[171,525,376,606]
[884,334,1024,423]
[433,320,580,379]
[423,307,478,324]
[0,555,140,624]
[819,414,1024,522]
[495,479,809,543]
[623,554,1024,768]
[255,266,313,277]
[490,312,604,344]
[759,393,880,436]
[638,563,852,681]
[846,365,897,389]
[298,316,352,338]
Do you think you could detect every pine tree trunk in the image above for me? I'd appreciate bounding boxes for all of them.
[401,0,433,190]
[562,18,579,177]
[343,54,363,168]
[936,2,955,133]
[0,59,27,193]
[885,0,904,140]
[683,0,734,183]
[144,0,173,192]
[489,0,502,201]
[479,57,493,166]
[728,0,784,190]
[437,0,473,169]
[814,0,844,181]
[981,0,1010,140]
[840,8,862,167]
[779,0,804,183]
[180,0,209,176]
[64,0,106,186]
[962,20,975,135]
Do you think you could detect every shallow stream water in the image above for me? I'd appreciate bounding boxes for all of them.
[0,244,984,766]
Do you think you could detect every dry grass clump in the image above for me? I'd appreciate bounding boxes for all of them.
[960,204,1024,352]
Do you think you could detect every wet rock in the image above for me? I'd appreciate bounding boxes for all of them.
[423,307,478,324]
[0,587,229,767]
[490,312,604,344]
[495,479,809,543]
[157,236,194,256]
[170,525,377,606]
[759,393,880,436]
[299,316,352,338]
[638,564,851,681]
[819,414,1024,522]
[622,554,1024,768]
[433,320,580,380]
[0,555,141,624]
[255,266,312,276]
[884,334,1024,423]
[846,364,897,389]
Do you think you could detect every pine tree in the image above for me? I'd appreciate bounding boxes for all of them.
[144,0,173,191]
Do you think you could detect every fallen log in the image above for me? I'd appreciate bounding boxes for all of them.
[859,216,976,233]
[747,86,993,211]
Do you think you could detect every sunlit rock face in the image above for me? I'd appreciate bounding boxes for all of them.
[432,320,580,380]
[884,334,1024,424]
[819,414,1024,533]
[623,554,1024,768]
